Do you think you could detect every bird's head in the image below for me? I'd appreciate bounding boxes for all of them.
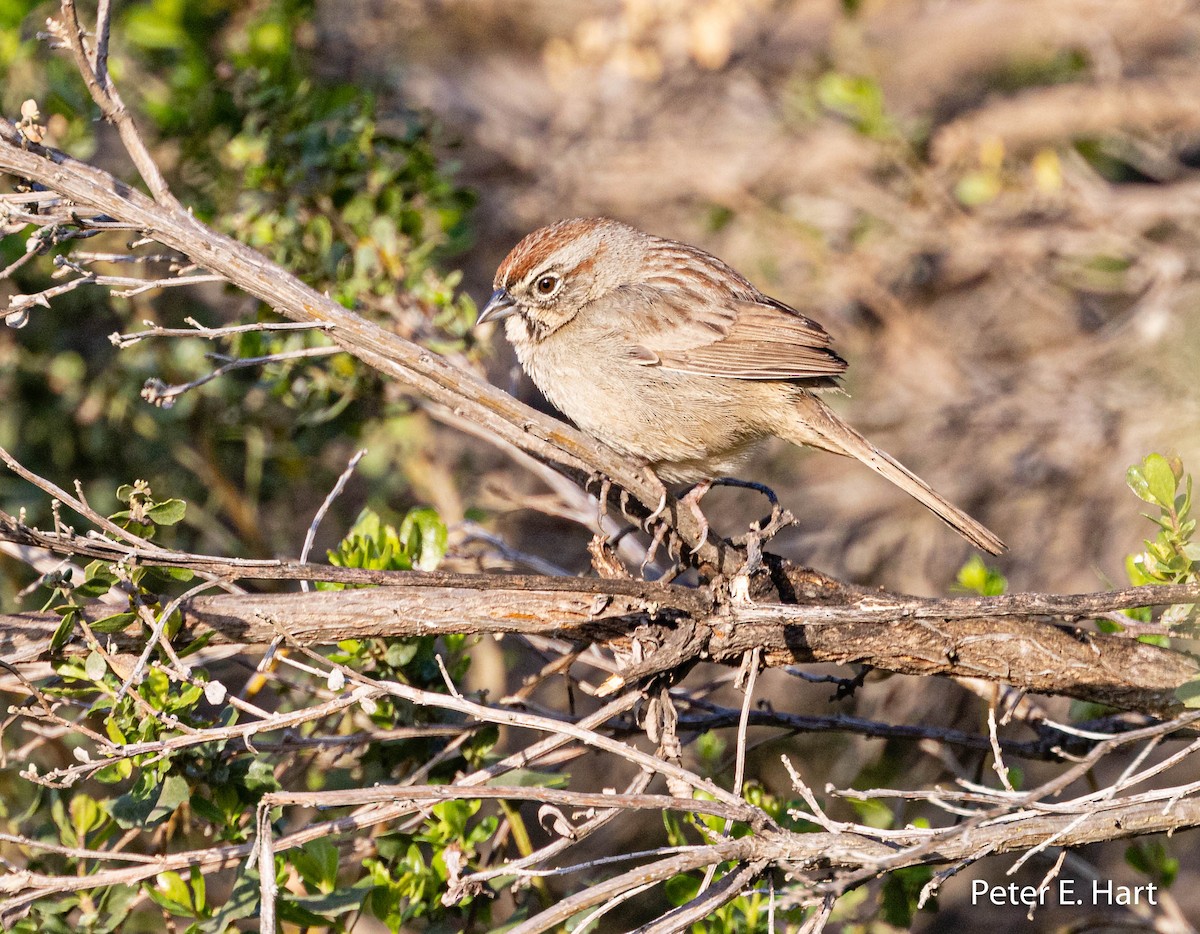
[478,217,643,341]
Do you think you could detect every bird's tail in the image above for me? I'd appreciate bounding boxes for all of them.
[784,394,1006,555]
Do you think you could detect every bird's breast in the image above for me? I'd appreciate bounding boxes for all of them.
[511,323,770,476]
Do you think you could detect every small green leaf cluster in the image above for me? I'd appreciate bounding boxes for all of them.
[1125,839,1179,889]
[322,507,473,757]
[814,72,897,139]
[662,870,791,933]
[1121,453,1199,708]
[275,837,367,928]
[42,481,193,654]
[843,801,936,927]
[317,507,508,929]
[364,800,499,929]
[325,506,448,576]
[954,554,1008,596]
[110,479,188,534]
[1125,454,1198,618]
[110,0,478,332]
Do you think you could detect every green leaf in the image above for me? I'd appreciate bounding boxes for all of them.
[74,564,118,599]
[695,730,727,769]
[280,884,368,921]
[154,565,197,582]
[955,555,1008,596]
[70,794,104,838]
[848,797,894,829]
[93,884,139,934]
[105,718,127,745]
[84,651,107,681]
[384,640,420,668]
[815,72,893,137]
[138,566,192,592]
[292,837,341,892]
[881,865,934,926]
[664,873,701,907]
[189,866,206,914]
[400,507,447,571]
[198,871,262,932]
[243,759,281,795]
[146,871,193,915]
[110,774,190,830]
[50,608,80,652]
[1125,840,1178,887]
[146,498,187,525]
[1176,677,1200,708]
[190,796,226,826]
[1129,454,1178,508]
[91,611,138,634]
[495,769,571,789]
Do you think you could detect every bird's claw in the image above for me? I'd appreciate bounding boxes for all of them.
[641,466,670,527]
[679,479,714,550]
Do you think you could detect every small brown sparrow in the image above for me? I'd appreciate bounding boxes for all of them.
[477,217,1004,554]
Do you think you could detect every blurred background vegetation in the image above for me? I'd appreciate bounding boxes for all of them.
[0,0,477,575]
[2,0,1200,930]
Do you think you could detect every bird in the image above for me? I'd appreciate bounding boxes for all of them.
[476,217,1005,555]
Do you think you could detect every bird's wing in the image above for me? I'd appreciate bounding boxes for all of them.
[617,281,847,381]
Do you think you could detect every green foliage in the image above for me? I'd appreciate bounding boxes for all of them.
[0,27,487,922]
[694,729,727,775]
[1125,454,1198,596]
[847,795,895,830]
[313,508,506,931]
[208,69,475,325]
[326,506,448,575]
[660,869,793,933]
[658,786,813,932]
[815,72,896,139]
[112,478,188,536]
[3,474,506,929]
[364,800,499,930]
[1,0,476,606]
[954,554,1008,596]
[1125,839,1179,889]
[1107,453,1198,670]
[880,864,935,927]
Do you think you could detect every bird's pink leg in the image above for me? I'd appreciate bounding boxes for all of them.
[678,479,714,545]
[642,466,670,526]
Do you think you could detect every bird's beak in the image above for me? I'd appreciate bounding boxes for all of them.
[477,288,518,326]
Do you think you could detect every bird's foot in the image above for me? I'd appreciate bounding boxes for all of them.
[677,479,714,548]
[641,466,670,527]
[591,475,612,530]
[641,521,672,576]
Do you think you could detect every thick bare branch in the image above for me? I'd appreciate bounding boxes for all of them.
[1,567,1195,712]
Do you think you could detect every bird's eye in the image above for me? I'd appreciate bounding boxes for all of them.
[534,274,560,296]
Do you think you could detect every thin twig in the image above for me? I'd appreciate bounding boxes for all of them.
[58,0,178,206]
[110,317,332,348]
[299,448,366,593]
[140,345,342,408]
